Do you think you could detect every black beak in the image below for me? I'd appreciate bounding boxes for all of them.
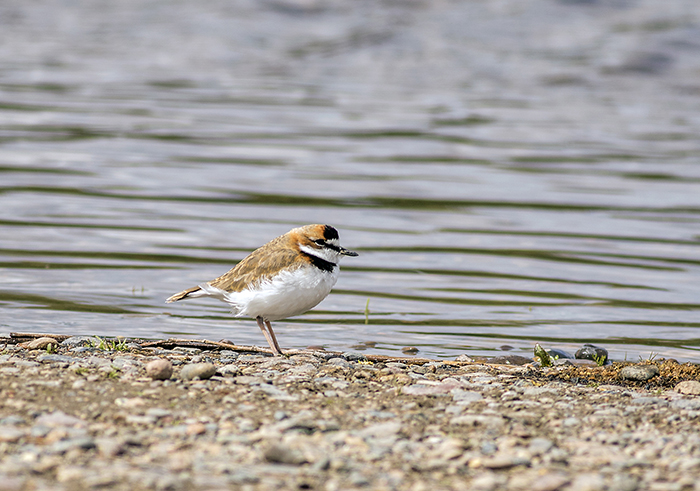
[340,247,358,257]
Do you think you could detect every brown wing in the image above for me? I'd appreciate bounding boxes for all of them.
[209,235,302,293]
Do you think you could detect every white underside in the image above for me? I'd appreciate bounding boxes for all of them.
[196,265,340,321]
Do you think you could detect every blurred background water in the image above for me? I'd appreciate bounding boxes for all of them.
[1,0,700,361]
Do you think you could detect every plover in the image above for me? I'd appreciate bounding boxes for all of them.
[166,224,358,355]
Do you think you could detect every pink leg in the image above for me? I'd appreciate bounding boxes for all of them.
[256,316,283,356]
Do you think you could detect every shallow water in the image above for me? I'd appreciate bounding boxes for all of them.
[1,0,700,361]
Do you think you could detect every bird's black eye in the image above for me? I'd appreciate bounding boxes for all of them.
[313,239,326,246]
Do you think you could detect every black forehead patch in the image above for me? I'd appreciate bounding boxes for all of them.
[323,225,339,240]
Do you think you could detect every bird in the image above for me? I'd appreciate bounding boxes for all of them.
[165,224,358,356]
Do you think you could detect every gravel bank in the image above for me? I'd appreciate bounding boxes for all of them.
[1,336,700,491]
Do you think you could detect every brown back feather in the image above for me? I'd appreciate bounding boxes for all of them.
[209,233,304,292]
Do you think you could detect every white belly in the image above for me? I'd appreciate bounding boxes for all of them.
[199,265,339,321]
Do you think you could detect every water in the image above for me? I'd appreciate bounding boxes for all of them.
[1,0,700,362]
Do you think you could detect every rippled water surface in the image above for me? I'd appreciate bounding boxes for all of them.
[1,0,700,361]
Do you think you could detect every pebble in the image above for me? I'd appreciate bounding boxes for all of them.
[487,355,532,366]
[327,357,352,368]
[547,348,574,359]
[402,381,460,396]
[480,454,530,469]
[35,411,86,428]
[455,354,474,362]
[145,359,173,380]
[61,336,101,347]
[620,365,660,381]
[0,426,26,443]
[575,344,608,364]
[451,389,483,404]
[47,437,96,454]
[263,443,307,465]
[675,380,700,395]
[22,337,60,350]
[2,335,700,491]
[180,362,217,380]
[36,354,75,364]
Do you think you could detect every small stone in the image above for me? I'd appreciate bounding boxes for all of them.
[345,353,367,362]
[481,454,530,469]
[112,357,143,369]
[0,425,26,443]
[451,390,483,404]
[36,354,75,364]
[531,473,569,491]
[35,411,86,428]
[145,408,172,419]
[608,474,639,491]
[620,365,659,381]
[528,437,554,455]
[547,348,574,360]
[568,473,605,491]
[146,359,173,380]
[487,355,532,366]
[455,354,473,362]
[402,379,461,396]
[47,437,96,454]
[264,443,307,465]
[61,336,100,347]
[186,423,207,436]
[173,347,202,355]
[95,437,125,458]
[218,365,241,377]
[575,344,608,364]
[22,337,60,350]
[56,466,86,483]
[451,414,504,428]
[401,346,419,355]
[560,359,597,366]
[470,472,506,491]
[0,415,25,425]
[180,362,217,380]
[675,380,700,395]
[672,399,700,410]
[327,357,351,368]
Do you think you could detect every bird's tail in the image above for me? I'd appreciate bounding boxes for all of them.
[165,285,204,303]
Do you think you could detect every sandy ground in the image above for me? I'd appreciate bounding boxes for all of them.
[1,334,700,491]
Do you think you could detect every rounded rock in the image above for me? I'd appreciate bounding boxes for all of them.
[620,364,659,381]
[146,359,173,380]
[488,355,532,366]
[575,344,608,364]
[675,380,700,395]
[263,443,307,465]
[22,337,60,350]
[180,362,217,380]
[547,348,574,360]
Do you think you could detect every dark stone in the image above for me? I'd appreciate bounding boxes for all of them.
[547,348,574,360]
[575,344,608,364]
[344,353,368,362]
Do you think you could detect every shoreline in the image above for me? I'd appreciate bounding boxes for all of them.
[1,333,700,490]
